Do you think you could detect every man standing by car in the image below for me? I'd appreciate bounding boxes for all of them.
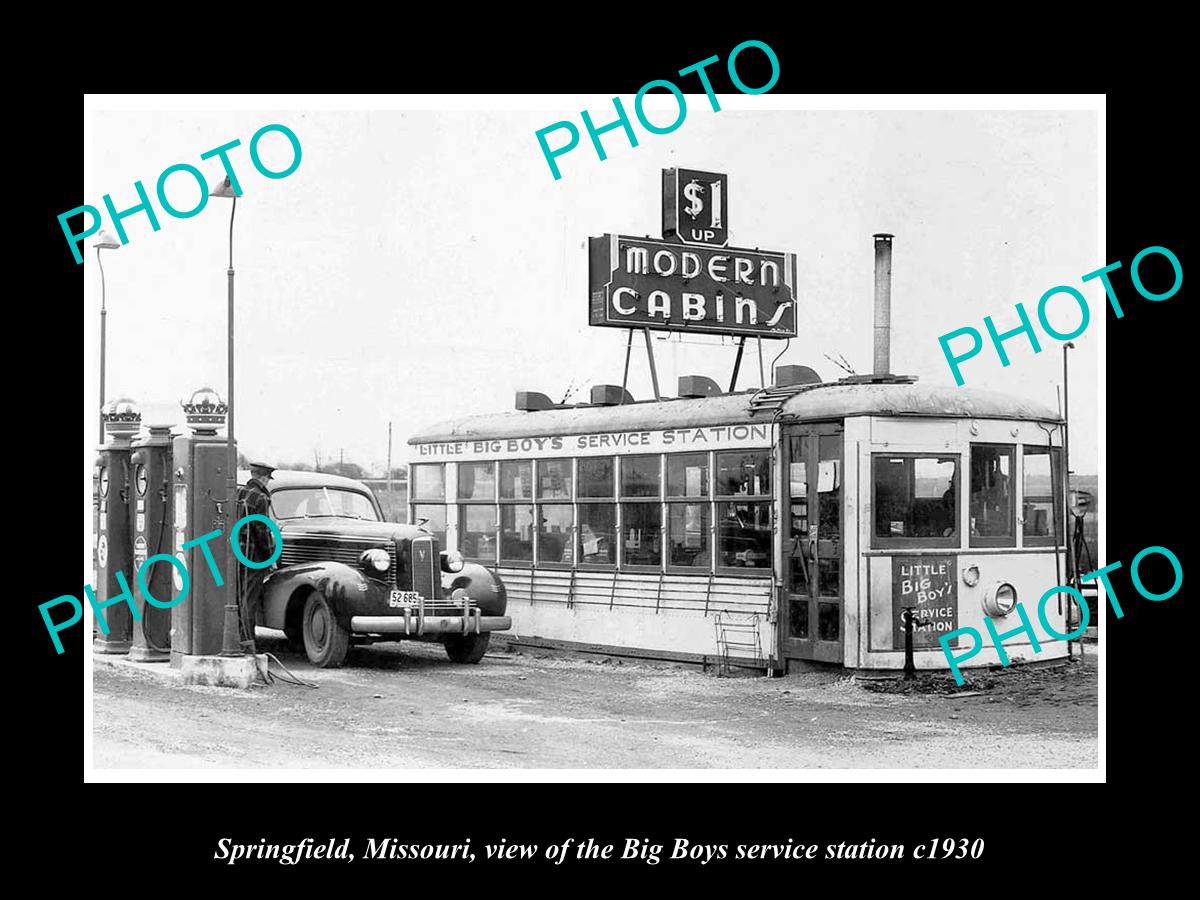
[236,461,277,653]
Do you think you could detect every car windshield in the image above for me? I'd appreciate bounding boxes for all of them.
[270,487,380,521]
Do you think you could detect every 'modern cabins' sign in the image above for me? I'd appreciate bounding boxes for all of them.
[588,169,797,338]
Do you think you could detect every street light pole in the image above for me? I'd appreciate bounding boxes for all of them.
[210,176,245,657]
[1063,341,1075,588]
[94,231,121,444]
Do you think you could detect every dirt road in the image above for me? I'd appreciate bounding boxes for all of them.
[92,634,1098,770]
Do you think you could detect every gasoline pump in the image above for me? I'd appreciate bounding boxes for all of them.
[170,388,238,667]
[129,425,173,662]
[93,398,140,655]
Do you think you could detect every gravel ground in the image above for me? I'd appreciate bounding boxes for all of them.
[92,632,1098,770]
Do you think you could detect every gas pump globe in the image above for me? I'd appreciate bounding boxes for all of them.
[101,397,141,442]
[181,386,227,435]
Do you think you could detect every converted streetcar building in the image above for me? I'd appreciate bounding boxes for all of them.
[408,375,1069,673]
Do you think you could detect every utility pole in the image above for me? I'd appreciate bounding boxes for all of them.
[387,421,393,521]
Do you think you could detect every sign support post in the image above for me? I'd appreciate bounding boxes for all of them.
[729,337,747,392]
[643,328,661,401]
[621,329,634,403]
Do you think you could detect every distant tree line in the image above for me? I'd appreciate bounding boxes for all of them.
[237,451,405,481]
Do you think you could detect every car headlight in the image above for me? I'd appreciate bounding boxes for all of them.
[442,549,465,573]
[981,581,1017,617]
[360,548,390,572]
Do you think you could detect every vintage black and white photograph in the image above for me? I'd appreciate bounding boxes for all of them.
[82,95,1101,773]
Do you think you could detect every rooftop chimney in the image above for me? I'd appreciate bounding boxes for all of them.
[873,233,894,376]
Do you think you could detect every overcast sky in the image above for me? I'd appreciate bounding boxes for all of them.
[86,102,1099,474]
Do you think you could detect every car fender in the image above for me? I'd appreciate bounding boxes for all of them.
[263,562,375,628]
[443,562,507,616]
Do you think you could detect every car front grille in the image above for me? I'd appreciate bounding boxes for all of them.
[409,535,440,602]
[278,534,394,581]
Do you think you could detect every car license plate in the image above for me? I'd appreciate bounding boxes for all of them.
[388,590,421,608]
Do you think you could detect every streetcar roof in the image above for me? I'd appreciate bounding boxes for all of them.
[408,381,1061,445]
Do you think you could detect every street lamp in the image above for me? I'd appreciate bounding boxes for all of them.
[95,230,121,444]
[209,175,246,657]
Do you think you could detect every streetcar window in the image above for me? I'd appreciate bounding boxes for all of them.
[716,450,772,570]
[457,462,495,501]
[668,502,711,569]
[537,503,573,565]
[1023,446,1063,546]
[499,460,533,500]
[716,501,772,569]
[577,458,616,566]
[872,455,959,548]
[578,503,616,565]
[500,503,534,563]
[537,459,573,500]
[665,453,710,569]
[577,457,614,498]
[716,450,772,497]
[621,454,661,498]
[621,501,663,568]
[459,504,497,562]
[411,464,445,501]
[667,453,709,498]
[970,444,1015,547]
[459,461,497,562]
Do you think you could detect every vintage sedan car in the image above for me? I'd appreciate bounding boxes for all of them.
[255,470,510,668]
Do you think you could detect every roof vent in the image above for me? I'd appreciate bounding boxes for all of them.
[515,391,555,412]
[678,375,723,399]
[590,384,634,406]
[774,365,822,387]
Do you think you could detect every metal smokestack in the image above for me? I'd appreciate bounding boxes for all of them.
[873,233,894,376]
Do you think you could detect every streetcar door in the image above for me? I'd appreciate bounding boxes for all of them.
[780,424,844,666]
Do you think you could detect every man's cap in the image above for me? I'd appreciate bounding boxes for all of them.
[249,461,277,473]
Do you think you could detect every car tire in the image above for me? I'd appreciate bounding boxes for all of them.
[302,591,350,668]
[444,632,490,664]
